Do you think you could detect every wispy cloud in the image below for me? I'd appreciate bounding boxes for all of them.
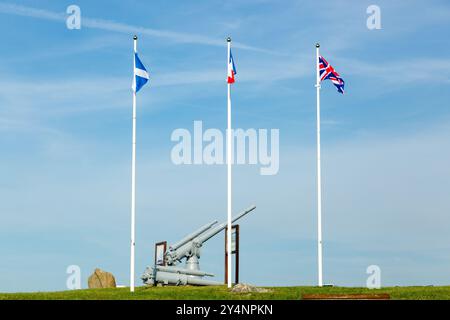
[0,59,306,122]
[0,117,61,135]
[0,2,277,54]
[341,57,450,85]
[3,34,128,63]
[0,78,128,111]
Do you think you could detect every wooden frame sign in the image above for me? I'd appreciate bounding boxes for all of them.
[224,224,240,284]
[155,241,167,266]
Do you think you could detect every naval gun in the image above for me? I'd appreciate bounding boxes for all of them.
[141,205,256,286]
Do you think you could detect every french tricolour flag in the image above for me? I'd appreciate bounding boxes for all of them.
[227,49,237,84]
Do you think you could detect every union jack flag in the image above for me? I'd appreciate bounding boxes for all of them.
[319,55,345,94]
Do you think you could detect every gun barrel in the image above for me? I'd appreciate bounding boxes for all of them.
[156,266,214,277]
[231,205,256,224]
[142,267,222,286]
[169,220,218,251]
[195,205,256,244]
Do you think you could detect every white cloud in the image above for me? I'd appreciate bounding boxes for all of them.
[0,2,276,54]
[341,57,450,84]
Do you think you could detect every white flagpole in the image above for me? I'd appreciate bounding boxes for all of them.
[226,37,232,288]
[130,35,138,293]
[315,43,323,287]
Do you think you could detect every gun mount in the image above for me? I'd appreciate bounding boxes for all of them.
[141,205,256,286]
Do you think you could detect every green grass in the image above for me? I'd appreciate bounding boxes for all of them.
[1,285,450,300]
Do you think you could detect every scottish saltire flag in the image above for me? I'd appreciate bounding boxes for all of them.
[227,49,237,84]
[132,53,149,93]
[319,56,345,94]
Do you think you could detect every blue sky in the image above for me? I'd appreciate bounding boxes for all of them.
[0,0,450,292]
